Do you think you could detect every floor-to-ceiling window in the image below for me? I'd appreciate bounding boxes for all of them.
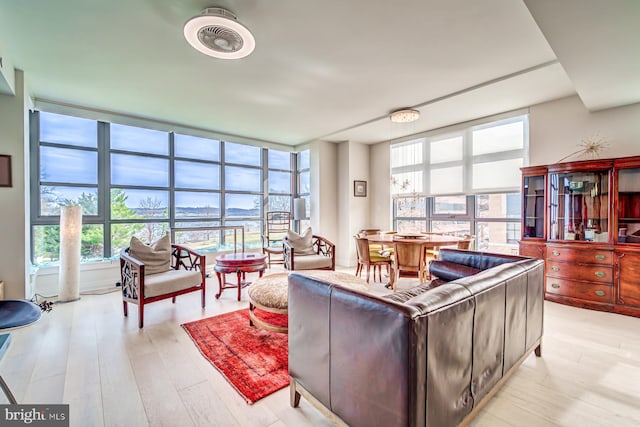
[30,110,299,265]
[295,150,310,231]
[391,114,527,254]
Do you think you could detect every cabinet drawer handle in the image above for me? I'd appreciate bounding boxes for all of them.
[595,254,606,261]
[594,271,606,278]
[594,290,606,297]
[551,266,560,272]
[551,250,560,256]
[551,283,560,289]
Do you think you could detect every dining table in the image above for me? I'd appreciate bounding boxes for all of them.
[364,232,461,246]
[363,233,462,289]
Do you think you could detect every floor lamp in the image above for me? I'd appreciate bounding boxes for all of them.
[293,198,306,232]
[58,205,82,302]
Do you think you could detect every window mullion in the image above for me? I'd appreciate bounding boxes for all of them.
[100,121,111,257]
[169,132,175,230]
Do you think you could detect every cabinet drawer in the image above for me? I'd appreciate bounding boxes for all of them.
[546,277,613,303]
[546,262,613,283]
[547,246,612,265]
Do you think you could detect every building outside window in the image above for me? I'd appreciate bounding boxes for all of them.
[30,111,300,265]
[391,114,527,254]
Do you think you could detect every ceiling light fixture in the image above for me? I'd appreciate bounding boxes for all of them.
[184,8,255,59]
[389,109,420,123]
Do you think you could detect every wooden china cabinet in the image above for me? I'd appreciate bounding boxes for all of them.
[519,155,640,318]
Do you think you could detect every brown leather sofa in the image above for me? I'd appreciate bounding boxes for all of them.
[288,249,544,427]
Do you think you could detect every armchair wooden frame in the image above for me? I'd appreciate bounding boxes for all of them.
[283,235,336,271]
[120,244,206,328]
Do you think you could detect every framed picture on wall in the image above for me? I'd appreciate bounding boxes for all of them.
[354,180,367,197]
[0,155,11,187]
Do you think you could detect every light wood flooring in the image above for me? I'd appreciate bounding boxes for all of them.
[2,267,640,427]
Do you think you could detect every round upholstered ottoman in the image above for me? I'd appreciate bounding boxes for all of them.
[248,271,370,334]
[302,270,369,293]
[248,272,289,334]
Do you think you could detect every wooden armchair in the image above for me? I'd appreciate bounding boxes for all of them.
[120,244,206,328]
[283,234,335,271]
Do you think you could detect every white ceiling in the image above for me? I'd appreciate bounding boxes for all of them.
[0,0,637,146]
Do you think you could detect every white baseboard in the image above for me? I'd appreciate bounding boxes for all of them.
[33,260,121,298]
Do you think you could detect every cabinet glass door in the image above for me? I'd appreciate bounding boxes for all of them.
[617,168,640,243]
[549,171,608,241]
[523,175,545,238]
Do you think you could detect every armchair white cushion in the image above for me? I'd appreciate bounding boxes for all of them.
[291,254,333,270]
[286,227,316,255]
[143,269,203,298]
[129,235,171,275]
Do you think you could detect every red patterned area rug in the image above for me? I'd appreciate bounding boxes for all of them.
[182,308,288,404]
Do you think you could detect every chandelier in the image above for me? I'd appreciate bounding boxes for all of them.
[389,109,420,123]
[389,108,422,200]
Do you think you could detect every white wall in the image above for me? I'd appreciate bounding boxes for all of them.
[530,95,640,165]
[310,140,338,243]
[309,139,372,267]
[33,261,120,297]
[370,141,392,231]
[334,141,370,267]
[337,142,350,266]
[0,42,16,95]
[0,69,29,299]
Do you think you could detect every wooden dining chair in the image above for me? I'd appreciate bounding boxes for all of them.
[262,211,291,267]
[359,228,381,235]
[390,241,428,291]
[358,229,383,252]
[354,235,391,283]
[457,234,476,250]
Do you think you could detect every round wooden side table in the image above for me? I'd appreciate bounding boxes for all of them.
[214,253,268,301]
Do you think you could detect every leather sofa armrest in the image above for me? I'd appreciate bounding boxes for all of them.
[438,249,526,270]
[288,272,424,426]
[429,260,481,282]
